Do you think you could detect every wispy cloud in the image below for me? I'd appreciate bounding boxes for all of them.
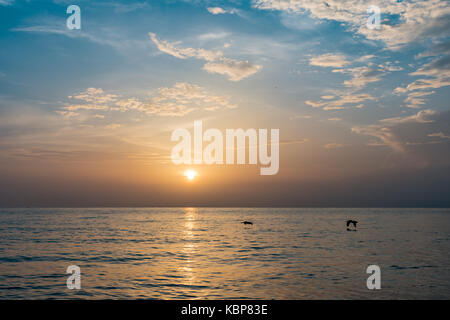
[428,132,450,139]
[253,0,450,50]
[352,125,405,153]
[309,54,350,68]
[324,143,346,149]
[352,109,439,153]
[105,123,121,129]
[289,114,311,120]
[402,91,435,109]
[149,32,262,81]
[11,25,120,48]
[207,7,227,15]
[202,58,262,81]
[395,54,450,95]
[306,92,373,111]
[380,109,436,125]
[0,0,14,6]
[11,18,149,53]
[306,53,397,110]
[207,6,239,15]
[55,110,80,118]
[58,82,237,118]
[394,46,449,109]
[280,138,308,145]
[337,66,385,90]
[69,88,119,105]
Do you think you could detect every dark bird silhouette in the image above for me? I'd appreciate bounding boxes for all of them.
[346,220,358,229]
[241,221,253,225]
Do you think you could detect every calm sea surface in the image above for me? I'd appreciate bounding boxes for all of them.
[0,208,449,299]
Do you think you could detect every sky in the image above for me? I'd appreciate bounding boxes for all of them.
[0,0,449,207]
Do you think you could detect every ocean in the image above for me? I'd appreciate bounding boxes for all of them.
[0,208,449,299]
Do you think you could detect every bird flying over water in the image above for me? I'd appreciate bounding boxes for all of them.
[241,221,253,225]
[346,220,358,228]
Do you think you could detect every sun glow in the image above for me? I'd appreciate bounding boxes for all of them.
[184,170,197,181]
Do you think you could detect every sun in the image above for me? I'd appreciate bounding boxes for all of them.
[184,169,197,181]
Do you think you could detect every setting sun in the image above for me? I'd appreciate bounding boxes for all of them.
[184,170,197,181]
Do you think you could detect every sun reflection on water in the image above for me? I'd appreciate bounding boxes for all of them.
[181,208,198,286]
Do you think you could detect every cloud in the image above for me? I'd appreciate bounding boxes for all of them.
[339,66,385,89]
[207,7,227,15]
[13,25,78,36]
[305,52,407,112]
[380,109,436,125]
[397,74,450,92]
[330,61,402,90]
[306,53,399,111]
[253,0,450,50]
[69,88,119,105]
[149,32,222,61]
[105,123,121,129]
[309,54,350,68]
[11,13,159,53]
[378,62,403,72]
[59,88,118,112]
[352,124,405,153]
[11,25,130,50]
[395,54,450,97]
[149,32,261,81]
[114,98,145,112]
[55,111,80,118]
[306,92,374,111]
[357,55,376,62]
[109,2,150,13]
[203,58,262,81]
[147,82,237,115]
[417,41,450,58]
[207,7,238,15]
[280,138,308,145]
[324,143,345,149]
[197,32,230,41]
[58,83,237,118]
[0,0,13,6]
[352,109,440,153]
[63,104,108,111]
[305,100,325,108]
[289,114,311,120]
[402,91,435,109]
[428,132,450,139]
